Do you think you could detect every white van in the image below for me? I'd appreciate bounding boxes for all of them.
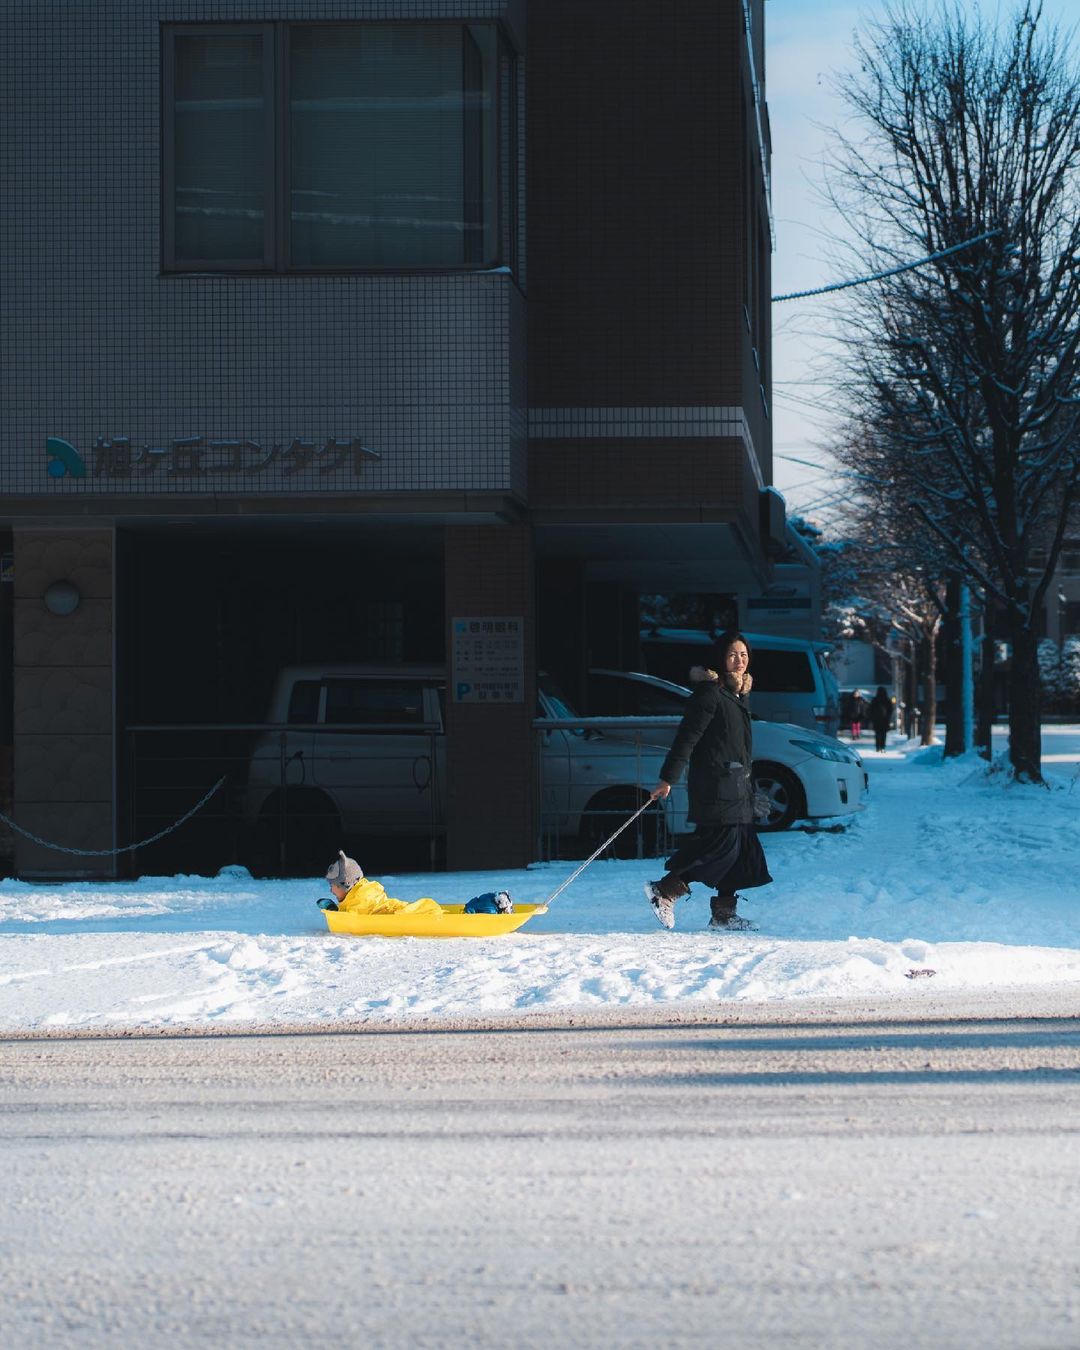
[639,628,841,736]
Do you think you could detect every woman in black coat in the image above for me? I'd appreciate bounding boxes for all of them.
[869,685,892,752]
[646,631,773,931]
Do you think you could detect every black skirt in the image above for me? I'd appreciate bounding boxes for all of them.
[665,823,773,894]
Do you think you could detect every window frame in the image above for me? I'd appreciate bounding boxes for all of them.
[162,20,515,276]
[161,23,277,273]
[322,677,429,729]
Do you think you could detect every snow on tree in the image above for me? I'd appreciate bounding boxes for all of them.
[1038,638,1065,703]
[1039,635,1080,713]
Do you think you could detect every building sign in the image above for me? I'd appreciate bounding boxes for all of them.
[747,586,811,612]
[451,617,524,703]
[46,434,381,481]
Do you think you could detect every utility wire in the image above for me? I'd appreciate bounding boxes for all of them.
[772,229,1001,304]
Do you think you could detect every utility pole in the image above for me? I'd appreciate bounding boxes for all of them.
[960,581,974,753]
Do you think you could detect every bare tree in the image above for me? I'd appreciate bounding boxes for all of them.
[818,508,950,745]
[831,393,1005,755]
[826,0,1080,780]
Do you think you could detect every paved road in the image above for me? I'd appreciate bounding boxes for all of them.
[3,991,1080,1349]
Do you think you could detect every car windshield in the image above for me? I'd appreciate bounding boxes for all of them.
[537,674,592,737]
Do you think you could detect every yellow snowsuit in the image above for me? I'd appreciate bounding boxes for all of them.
[338,877,443,919]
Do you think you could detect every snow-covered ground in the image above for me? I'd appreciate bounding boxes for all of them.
[1,727,1078,1032]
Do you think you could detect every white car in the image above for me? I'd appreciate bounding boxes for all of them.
[586,668,869,830]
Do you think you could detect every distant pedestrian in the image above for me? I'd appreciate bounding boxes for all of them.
[848,689,866,742]
[644,631,773,932]
[870,686,892,752]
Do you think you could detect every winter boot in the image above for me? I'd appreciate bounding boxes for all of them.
[708,894,756,931]
[645,875,689,930]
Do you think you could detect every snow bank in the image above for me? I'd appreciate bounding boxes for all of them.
[1,729,1078,1031]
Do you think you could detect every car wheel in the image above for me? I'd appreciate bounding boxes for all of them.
[752,762,805,832]
[580,789,664,859]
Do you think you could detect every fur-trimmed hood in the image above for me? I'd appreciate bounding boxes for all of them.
[689,665,752,696]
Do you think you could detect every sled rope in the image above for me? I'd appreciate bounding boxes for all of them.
[0,776,227,856]
[542,798,656,908]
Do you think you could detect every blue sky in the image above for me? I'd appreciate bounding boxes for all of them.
[765,0,1079,519]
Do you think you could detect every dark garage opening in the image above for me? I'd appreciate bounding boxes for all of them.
[118,521,445,879]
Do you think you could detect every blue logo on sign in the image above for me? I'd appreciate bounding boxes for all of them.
[46,437,87,478]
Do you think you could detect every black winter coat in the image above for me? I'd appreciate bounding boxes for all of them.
[660,680,754,826]
[869,691,891,730]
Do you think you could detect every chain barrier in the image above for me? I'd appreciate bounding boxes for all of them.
[0,776,227,857]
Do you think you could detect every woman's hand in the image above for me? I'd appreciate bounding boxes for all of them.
[651,781,672,801]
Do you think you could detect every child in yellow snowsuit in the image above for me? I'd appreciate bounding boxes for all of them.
[323,851,443,918]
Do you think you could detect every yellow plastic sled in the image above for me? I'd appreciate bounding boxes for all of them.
[323,903,548,939]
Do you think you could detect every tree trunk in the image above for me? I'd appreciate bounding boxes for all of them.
[943,575,965,758]
[1007,621,1043,782]
[920,629,937,745]
[905,641,920,739]
[975,626,997,760]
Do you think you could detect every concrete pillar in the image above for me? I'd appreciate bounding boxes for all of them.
[13,529,116,878]
[444,523,536,870]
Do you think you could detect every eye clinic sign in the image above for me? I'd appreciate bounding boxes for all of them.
[452,617,524,704]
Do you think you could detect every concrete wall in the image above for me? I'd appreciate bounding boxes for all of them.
[13,530,116,878]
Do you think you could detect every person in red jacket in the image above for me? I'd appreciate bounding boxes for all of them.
[848,689,866,742]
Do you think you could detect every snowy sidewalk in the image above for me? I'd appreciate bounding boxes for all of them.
[1,729,1078,1032]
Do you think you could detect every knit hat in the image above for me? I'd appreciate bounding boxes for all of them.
[326,850,363,889]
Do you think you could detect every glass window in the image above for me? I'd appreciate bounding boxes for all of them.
[638,642,710,687]
[633,683,689,715]
[290,25,495,268]
[164,22,507,272]
[750,649,815,693]
[537,674,577,721]
[287,680,321,724]
[168,30,271,267]
[587,674,686,716]
[364,601,405,662]
[324,680,425,726]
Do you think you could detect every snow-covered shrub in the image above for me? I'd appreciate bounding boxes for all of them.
[1038,636,1080,713]
[1038,638,1065,705]
[1062,637,1080,713]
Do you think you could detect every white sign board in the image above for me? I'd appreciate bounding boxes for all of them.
[451,616,525,703]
